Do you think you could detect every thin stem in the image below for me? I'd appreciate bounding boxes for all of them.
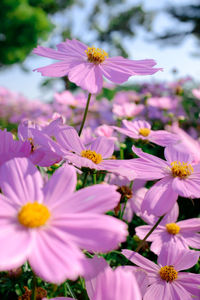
[65,281,76,299]
[120,147,124,159]
[93,173,97,184]
[82,172,89,188]
[78,93,92,136]
[120,197,128,220]
[129,180,134,189]
[135,215,165,253]
[31,273,37,300]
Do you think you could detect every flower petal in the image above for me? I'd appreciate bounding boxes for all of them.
[29,230,84,283]
[43,165,77,209]
[158,243,199,271]
[141,177,178,216]
[51,214,127,252]
[122,250,159,273]
[68,63,103,94]
[0,158,43,205]
[65,184,120,214]
[90,137,114,159]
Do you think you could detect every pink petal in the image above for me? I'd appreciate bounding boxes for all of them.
[141,177,178,216]
[43,165,77,210]
[170,282,193,300]
[0,158,43,206]
[51,213,127,252]
[65,184,120,214]
[181,233,200,249]
[158,243,199,271]
[177,218,200,232]
[29,229,84,283]
[143,282,170,300]
[177,272,200,298]
[90,137,114,158]
[68,63,103,94]
[172,176,200,198]
[122,250,159,273]
[150,131,179,147]
[0,223,33,271]
[33,45,72,60]
[100,159,136,180]
[131,146,168,180]
[164,146,193,164]
[34,61,75,77]
[93,267,142,300]
[54,126,85,154]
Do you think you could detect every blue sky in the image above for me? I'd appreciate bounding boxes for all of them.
[0,0,199,101]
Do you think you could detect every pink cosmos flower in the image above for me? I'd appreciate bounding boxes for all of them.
[30,125,136,180]
[113,120,179,147]
[123,243,200,300]
[136,212,200,255]
[112,103,144,119]
[0,157,127,283]
[18,119,62,167]
[33,39,162,94]
[130,145,200,215]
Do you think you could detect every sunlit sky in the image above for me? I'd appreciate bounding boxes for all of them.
[0,0,199,101]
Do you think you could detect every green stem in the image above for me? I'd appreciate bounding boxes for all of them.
[78,93,92,136]
[135,215,165,253]
[120,147,124,159]
[120,197,128,220]
[93,173,97,184]
[65,281,76,299]
[31,273,37,300]
[82,172,89,188]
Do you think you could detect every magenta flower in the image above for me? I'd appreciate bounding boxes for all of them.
[113,120,179,147]
[0,158,127,283]
[130,145,200,215]
[18,119,62,167]
[123,244,200,300]
[30,126,136,180]
[136,213,200,255]
[33,39,162,94]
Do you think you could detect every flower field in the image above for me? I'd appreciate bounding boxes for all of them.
[0,39,200,300]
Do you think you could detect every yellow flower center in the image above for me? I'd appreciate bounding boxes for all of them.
[85,46,108,64]
[18,202,51,228]
[160,265,178,282]
[81,149,102,164]
[166,223,180,235]
[170,161,193,179]
[139,128,151,137]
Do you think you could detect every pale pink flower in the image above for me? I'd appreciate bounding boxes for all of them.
[123,244,200,300]
[113,120,179,147]
[0,158,127,283]
[130,145,200,215]
[33,39,162,94]
[112,103,144,118]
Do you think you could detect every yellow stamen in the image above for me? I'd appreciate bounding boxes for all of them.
[85,46,108,64]
[81,149,102,164]
[18,202,51,228]
[166,223,180,235]
[170,161,193,179]
[139,128,151,137]
[160,265,178,282]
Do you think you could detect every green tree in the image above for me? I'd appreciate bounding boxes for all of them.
[0,0,74,67]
